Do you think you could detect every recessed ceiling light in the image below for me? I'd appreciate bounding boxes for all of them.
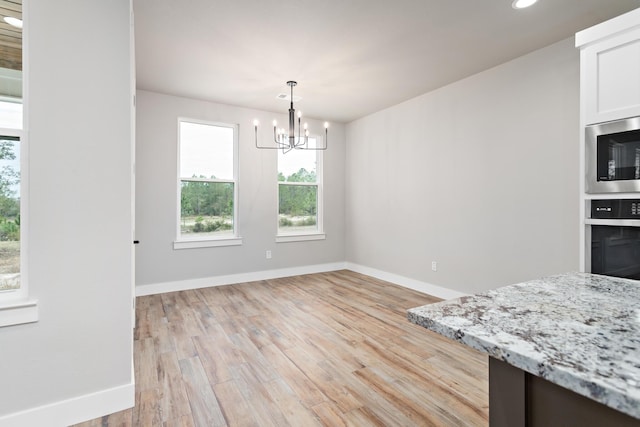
[3,16,23,29]
[512,0,538,9]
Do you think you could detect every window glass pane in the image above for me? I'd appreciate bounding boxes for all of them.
[180,181,234,237]
[278,184,317,233]
[180,121,234,180]
[278,138,317,182]
[0,137,19,291]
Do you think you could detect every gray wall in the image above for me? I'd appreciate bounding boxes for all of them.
[345,38,580,294]
[0,0,133,420]
[135,91,346,287]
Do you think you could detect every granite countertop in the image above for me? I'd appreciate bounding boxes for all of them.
[407,272,640,420]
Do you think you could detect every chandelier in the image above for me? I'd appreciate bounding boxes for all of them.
[254,81,328,152]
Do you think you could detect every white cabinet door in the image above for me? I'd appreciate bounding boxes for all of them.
[583,27,640,125]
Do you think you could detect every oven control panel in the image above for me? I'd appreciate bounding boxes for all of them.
[591,199,640,219]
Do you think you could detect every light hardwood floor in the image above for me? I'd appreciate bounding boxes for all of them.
[73,270,488,427]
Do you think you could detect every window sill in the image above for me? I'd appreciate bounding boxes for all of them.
[276,233,326,243]
[0,297,39,328]
[173,237,243,250]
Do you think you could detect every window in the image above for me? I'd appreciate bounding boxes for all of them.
[277,137,324,241]
[0,101,22,294]
[175,119,240,249]
[0,133,20,292]
[0,100,36,327]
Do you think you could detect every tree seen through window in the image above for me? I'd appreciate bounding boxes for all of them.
[0,137,20,291]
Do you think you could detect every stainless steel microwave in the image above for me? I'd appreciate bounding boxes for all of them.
[586,116,640,193]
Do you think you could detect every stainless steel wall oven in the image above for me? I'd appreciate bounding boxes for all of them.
[587,199,640,279]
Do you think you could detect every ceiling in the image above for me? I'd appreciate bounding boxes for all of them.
[134,0,640,123]
[129,2,640,123]
[0,0,21,71]
[1,2,639,119]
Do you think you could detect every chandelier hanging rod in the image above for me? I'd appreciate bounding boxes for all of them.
[254,81,329,152]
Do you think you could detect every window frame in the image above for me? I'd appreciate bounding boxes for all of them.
[173,118,241,249]
[276,135,325,243]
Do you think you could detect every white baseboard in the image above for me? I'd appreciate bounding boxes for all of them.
[345,262,468,300]
[136,262,348,296]
[0,381,134,427]
[136,261,466,300]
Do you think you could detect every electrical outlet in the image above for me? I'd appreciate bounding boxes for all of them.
[266,250,272,259]
[431,261,437,272]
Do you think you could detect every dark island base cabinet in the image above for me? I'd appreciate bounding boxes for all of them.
[489,357,640,427]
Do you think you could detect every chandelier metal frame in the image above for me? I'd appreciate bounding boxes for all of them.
[254,81,328,153]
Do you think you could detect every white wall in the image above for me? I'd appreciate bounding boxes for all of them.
[0,1,134,425]
[135,91,345,289]
[346,38,580,294]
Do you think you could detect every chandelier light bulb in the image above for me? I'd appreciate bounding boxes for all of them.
[253,119,259,127]
[303,123,308,130]
[324,122,329,129]
[297,111,302,118]
[272,120,277,127]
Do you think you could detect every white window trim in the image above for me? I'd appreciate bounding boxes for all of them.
[0,298,38,327]
[276,233,326,243]
[276,135,324,243]
[174,118,242,249]
[174,237,242,250]
[0,127,38,327]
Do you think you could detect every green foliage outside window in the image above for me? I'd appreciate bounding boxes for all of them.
[0,140,19,241]
[181,178,233,217]
[180,178,233,235]
[279,167,318,231]
[279,184,317,217]
[278,167,316,183]
[0,138,20,290]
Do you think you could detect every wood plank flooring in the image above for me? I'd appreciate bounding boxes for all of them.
[73,270,488,427]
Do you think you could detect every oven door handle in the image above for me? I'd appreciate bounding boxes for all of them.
[585,218,640,227]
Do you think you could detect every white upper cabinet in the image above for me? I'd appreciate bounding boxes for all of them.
[577,8,640,125]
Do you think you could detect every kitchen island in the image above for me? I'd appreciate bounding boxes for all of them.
[408,272,640,426]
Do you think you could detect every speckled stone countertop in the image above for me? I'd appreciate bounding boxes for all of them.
[407,272,640,420]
